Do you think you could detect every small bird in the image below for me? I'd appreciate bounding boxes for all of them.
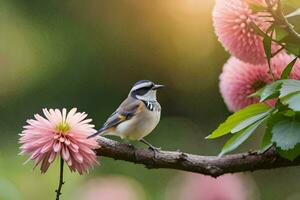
[88,80,164,150]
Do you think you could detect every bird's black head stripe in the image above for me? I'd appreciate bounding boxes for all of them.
[133,80,152,87]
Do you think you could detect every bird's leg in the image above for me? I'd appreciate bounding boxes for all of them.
[139,139,161,152]
[140,139,160,159]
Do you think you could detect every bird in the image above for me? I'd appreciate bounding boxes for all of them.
[88,80,164,151]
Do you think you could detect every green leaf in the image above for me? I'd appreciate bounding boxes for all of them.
[261,129,273,152]
[261,124,272,150]
[286,8,300,18]
[275,26,289,41]
[275,99,284,109]
[231,108,273,133]
[260,81,283,102]
[277,144,300,161]
[266,24,275,34]
[281,109,296,117]
[261,113,285,150]
[279,79,300,98]
[281,92,300,111]
[278,80,300,111]
[219,119,265,156]
[206,103,271,139]
[248,87,265,98]
[281,58,298,79]
[286,43,300,56]
[263,34,272,65]
[271,117,300,150]
[250,22,267,37]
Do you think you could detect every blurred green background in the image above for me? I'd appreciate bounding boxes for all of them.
[1,0,300,199]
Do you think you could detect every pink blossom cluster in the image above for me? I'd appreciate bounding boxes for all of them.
[213,0,300,111]
[220,54,300,111]
[213,0,277,65]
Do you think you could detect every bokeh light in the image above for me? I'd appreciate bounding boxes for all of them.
[72,175,146,200]
[165,173,260,200]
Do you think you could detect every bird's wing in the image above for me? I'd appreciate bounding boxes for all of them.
[101,97,142,131]
[87,97,143,139]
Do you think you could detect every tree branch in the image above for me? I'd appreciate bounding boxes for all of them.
[96,137,300,177]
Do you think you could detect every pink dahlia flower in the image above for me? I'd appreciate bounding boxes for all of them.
[19,108,99,174]
[220,54,300,112]
[213,0,277,64]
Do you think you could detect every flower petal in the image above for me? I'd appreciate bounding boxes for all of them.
[48,151,57,163]
[62,146,70,161]
[53,142,62,152]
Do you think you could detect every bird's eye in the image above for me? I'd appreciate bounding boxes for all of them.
[135,88,149,96]
[134,85,153,96]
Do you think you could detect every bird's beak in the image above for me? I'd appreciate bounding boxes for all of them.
[152,84,164,90]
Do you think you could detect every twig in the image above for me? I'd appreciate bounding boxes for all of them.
[266,0,300,42]
[272,46,285,57]
[249,22,285,48]
[268,28,276,81]
[96,137,300,178]
[55,157,65,200]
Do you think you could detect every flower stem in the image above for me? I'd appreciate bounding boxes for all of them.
[268,63,276,81]
[55,157,65,200]
[269,29,276,82]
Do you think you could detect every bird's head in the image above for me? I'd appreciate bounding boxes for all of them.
[129,80,164,101]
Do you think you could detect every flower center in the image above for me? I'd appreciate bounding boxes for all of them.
[55,122,70,134]
[252,80,266,90]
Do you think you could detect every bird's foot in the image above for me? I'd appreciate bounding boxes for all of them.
[139,139,160,159]
[148,146,161,159]
[148,145,161,152]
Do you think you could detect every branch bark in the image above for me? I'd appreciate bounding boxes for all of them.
[96,137,300,177]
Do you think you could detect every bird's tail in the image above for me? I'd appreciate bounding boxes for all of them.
[87,127,106,139]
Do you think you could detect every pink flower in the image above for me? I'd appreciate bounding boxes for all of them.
[19,108,99,174]
[219,54,300,112]
[72,176,146,200]
[165,173,259,200]
[213,0,277,64]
